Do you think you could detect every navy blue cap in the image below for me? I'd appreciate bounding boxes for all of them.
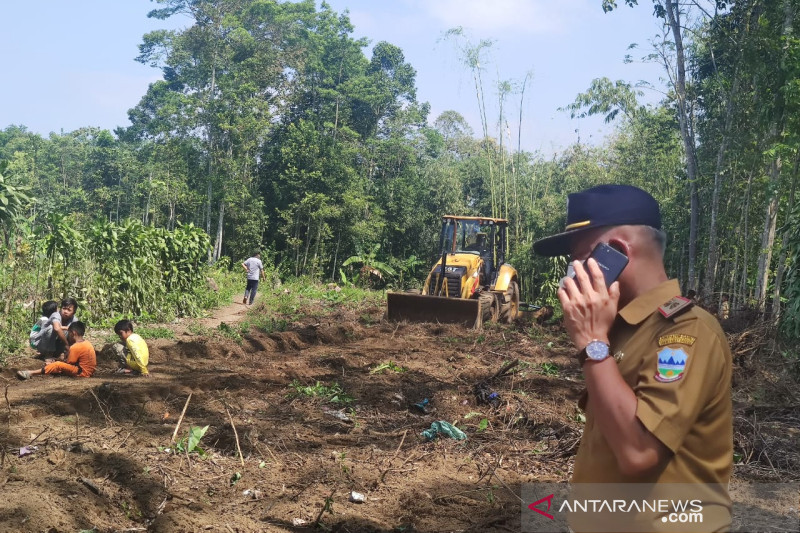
[533,184,661,257]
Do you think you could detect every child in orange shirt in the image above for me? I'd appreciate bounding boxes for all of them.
[17,321,96,380]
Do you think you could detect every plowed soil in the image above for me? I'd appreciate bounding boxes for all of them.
[0,289,795,533]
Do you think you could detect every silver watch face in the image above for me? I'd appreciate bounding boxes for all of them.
[586,341,610,361]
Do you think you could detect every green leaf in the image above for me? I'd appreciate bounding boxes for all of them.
[187,425,209,454]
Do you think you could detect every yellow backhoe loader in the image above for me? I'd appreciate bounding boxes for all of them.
[387,215,520,327]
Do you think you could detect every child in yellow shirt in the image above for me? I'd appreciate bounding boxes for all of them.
[113,319,150,377]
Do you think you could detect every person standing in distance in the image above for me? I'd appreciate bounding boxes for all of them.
[241,251,266,305]
[533,184,733,531]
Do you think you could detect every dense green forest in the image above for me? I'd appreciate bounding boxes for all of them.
[1,0,800,353]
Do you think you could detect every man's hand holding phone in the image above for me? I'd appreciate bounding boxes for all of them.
[558,252,622,352]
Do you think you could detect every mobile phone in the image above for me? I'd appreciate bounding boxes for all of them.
[588,242,629,287]
[559,243,628,289]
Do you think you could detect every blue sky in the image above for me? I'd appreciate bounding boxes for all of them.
[1,0,666,155]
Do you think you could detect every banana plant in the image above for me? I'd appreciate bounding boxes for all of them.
[342,243,396,287]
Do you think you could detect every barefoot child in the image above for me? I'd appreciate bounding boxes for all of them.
[113,319,150,376]
[17,321,96,380]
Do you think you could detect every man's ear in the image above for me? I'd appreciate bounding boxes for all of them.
[607,238,630,258]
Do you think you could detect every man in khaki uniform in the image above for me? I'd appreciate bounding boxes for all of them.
[534,184,733,532]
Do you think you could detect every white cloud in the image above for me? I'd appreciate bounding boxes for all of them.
[411,0,591,35]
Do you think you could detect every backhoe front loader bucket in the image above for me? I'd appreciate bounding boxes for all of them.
[386,292,481,328]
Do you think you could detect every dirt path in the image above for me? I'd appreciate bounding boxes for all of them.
[197,295,250,330]
[202,304,247,329]
[159,293,254,335]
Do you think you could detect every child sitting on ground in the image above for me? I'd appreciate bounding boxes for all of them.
[17,321,96,380]
[113,319,150,377]
[29,300,58,356]
[32,298,79,361]
[53,298,79,358]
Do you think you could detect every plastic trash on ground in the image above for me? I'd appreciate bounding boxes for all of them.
[421,420,467,441]
[411,398,431,414]
[349,491,366,503]
[19,445,38,457]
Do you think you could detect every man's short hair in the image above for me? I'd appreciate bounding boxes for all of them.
[643,226,667,257]
[61,297,78,309]
[68,321,86,336]
[114,319,134,334]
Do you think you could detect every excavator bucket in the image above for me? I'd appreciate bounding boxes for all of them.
[386,292,482,328]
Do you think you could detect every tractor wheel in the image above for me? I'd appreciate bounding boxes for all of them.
[500,281,520,323]
[478,292,499,325]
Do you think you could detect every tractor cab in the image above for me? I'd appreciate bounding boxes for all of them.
[440,216,507,285]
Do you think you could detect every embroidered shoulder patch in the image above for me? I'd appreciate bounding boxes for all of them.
[658,296,693,319]
[655,347,688,383]
[658,334,696,347]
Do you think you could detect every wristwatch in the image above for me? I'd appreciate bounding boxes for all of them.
[578,339,611,366]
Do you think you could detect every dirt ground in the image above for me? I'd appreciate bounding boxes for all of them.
[0,289,797,533]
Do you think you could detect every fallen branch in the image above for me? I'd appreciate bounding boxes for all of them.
[476,453,503,484]
[88,388,112,425]
[171,392,193,444]
[379,430,408,483]
[290,482,313,502]
[491,470,523,503]
[261,442,279,465]
[381,451,433,483]
[29,425,49,445]
[115,431,133,451]
[488,358,520,381]
[79,477,103,496]
[224,404,245,466]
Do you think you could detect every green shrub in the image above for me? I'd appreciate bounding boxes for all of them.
[136,326,175,340]
[288,380,354,405]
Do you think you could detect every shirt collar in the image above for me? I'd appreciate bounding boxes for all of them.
[618,279,681,325]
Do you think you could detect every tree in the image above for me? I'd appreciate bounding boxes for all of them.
[0,160,32,246]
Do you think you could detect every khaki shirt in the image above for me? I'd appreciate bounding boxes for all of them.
[571,280,733,530]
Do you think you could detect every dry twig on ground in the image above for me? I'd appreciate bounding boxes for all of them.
[170,392,192,444]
